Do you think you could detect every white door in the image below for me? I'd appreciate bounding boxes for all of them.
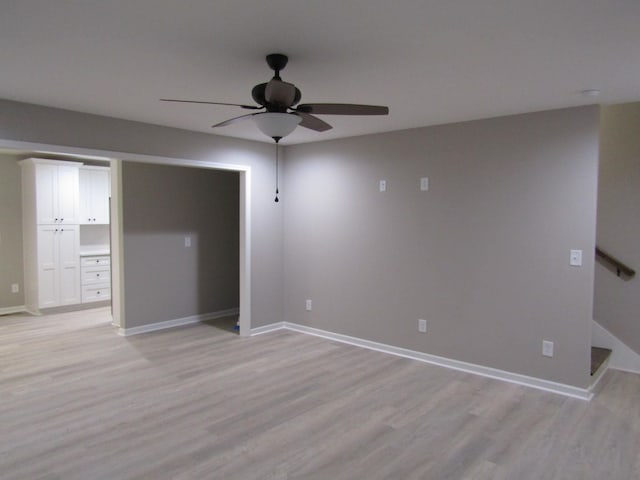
[35,164,58,224]
[37,225,59,308]
[56,166,80,224]
[58,225,81,305]
[79,168,92,224]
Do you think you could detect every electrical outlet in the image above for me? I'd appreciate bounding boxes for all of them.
[379,180,387,192]
[11,283,19,293]
[418,319,427,333]
[184,237,192,248]
[542,340,554,357]
[305,299,312,311]
[420,177,429,191]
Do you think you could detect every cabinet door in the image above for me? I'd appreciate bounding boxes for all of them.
[90,169,110,224]
[56,166,80,224]
[79,168,92,224]
[37,226,59,308]
[58,226,81,305]
[35,164,58,224]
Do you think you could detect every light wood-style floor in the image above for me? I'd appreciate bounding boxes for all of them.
[1,308,639,479]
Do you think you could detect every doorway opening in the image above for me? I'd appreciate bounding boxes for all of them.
[0,139,252,336]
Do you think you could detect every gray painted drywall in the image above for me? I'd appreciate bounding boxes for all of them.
[284,106,599,388]
[0,99,283,328]
[0,153,25,308]
[122,162,239,327]
[594,103,640,354]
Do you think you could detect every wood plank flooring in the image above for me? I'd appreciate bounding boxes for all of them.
[1,307,640,479]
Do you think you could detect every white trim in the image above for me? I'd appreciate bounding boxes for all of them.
[252,322,592,400]
[592,319,640,374]
[250,321,286,336]
[116,308,239,336]
[0,305,28,316]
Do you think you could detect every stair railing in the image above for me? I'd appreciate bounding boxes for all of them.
[595,246,636,278]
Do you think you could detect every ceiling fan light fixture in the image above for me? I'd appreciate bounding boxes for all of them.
[253,112,301,139]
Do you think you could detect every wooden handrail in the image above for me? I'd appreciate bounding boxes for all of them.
[595,246,636,278]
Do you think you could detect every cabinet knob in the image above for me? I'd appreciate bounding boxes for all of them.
[61,229,64,232]
[97,291,101,295]
[93,218,96,221]
[55,228,58,232]
[97,273,100,277]
[54,218,58,222]
[60,218,64,222]
[96,260,99,263]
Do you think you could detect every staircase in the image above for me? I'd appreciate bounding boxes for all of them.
[590,346,612,376]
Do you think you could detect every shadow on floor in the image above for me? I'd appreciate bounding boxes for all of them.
[201,314,239,334]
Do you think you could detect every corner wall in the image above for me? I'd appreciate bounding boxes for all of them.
[121,162,239,328]
[283,106,599,388]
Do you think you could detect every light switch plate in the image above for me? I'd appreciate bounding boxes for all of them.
[418,319,427,333]
[569,249,582,266]
[542,340,554,357]
[305,299,312,311]
[184,237,192,248]
[420,177,429,191]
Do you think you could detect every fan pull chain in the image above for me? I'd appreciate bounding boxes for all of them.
[274,137,281,203]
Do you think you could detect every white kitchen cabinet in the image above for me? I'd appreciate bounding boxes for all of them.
[79,167,110,224]
[20,158,83,312]
[34,161,80,224]
[81,255,111,303]
[37,225,81,308]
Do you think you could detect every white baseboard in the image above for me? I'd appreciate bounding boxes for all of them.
[0,305,27,316]
[117,308,239,336]
[592,319,640,374]
[250,321,285,336]
[252,321,592,401]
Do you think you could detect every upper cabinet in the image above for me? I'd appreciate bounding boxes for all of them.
[32,161,81,225]
[79,167,110,224]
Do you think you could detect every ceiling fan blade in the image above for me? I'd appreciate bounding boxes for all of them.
[161,99,263,110]
[296,103,389,115]
[294,112,332,132]
[265,79,297,106]
[211,113,257,128]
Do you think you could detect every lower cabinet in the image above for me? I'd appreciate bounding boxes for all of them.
[37,225,81,308]
[81,255,111,303]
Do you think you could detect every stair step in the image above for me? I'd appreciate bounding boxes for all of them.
[591,346,612,376]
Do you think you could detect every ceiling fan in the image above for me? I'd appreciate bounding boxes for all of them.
[161,53,389,140]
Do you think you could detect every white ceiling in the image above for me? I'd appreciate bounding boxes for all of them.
[1,1,639,145]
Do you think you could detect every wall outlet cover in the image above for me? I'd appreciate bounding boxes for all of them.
[11,283,19,293]
[305,299,312,311]
[542,340,554,357]
[418,318,427,333]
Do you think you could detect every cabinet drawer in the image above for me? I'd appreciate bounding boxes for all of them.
[81,255,110,267]
[81,267,110,285]
[81,285,111,303]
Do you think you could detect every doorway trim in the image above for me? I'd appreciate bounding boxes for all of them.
[0,138,252,336]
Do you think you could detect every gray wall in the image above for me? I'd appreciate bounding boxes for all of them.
[284,106,599,388]
[0,153,24,309]
[594,103,640,353]
[122,162,239,327]
[0,99,283,328]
